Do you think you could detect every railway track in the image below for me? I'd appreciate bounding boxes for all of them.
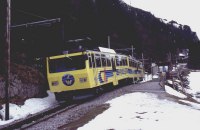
[0,80,154,130]
[0,96,94,130]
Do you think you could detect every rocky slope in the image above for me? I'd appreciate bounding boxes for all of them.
[0,63,47,105]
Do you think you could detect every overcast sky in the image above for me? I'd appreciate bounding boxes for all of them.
[122,0,200,38]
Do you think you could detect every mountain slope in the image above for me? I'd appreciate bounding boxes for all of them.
[2,0,200,68]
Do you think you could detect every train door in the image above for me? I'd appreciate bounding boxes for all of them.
[111,56,118,86]
[90,53,97,87]
[94,53,102,86]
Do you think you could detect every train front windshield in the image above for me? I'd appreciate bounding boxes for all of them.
[48,55,86,73]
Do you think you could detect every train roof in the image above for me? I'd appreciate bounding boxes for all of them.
[49,48,142,64]
[98,47,116,54]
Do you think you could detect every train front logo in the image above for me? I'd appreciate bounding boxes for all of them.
[62,74,75,86]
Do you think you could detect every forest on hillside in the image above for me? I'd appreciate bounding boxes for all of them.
[1,0,200,72]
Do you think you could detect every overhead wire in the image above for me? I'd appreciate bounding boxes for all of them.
[13,8,48,20]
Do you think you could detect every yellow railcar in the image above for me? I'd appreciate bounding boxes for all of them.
[46,49,144,101]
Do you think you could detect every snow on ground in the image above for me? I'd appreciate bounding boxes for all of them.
[0,91,57,125]
[185,72,200,102]
[166,80,172,85]
[165,85,187,98]
[0,71,199,128]
[152,75,158,79]
[165,72,200,100]
[78,71,200,130]
[180,100,200,110]
[142,74,153,82]
[142,73,158,83]
[78,92,200,130]
[187,72,200,94]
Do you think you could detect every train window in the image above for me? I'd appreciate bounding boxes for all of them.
[101,54,106,67]
[122,58,124,66]
[120,59,123,66]
[141,64,143,68]
[111,58,116,71]
[135,63,136,67]
[87,53,92,68]
[107,57,111,67]
[124,58,127,66]
[120,58,123,66]
[116,56,120,66]
[95,54,101,67]
[122,57,127,66]
[48,55,86,73]
[119,56,124,66]
[91,53,95,67]
[132,61,134,67]
[129,59,132,67]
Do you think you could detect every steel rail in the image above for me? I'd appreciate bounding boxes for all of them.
[0,96,94,130]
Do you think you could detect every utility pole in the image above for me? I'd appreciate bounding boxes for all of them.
[131,45,134,57]
[151,58,153,78]
[4,0,11,120]
[142,53,144,67]
[108,35,110,48]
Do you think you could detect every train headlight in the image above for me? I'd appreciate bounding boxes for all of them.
[79,77,87,83]
[52,81,59,86]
